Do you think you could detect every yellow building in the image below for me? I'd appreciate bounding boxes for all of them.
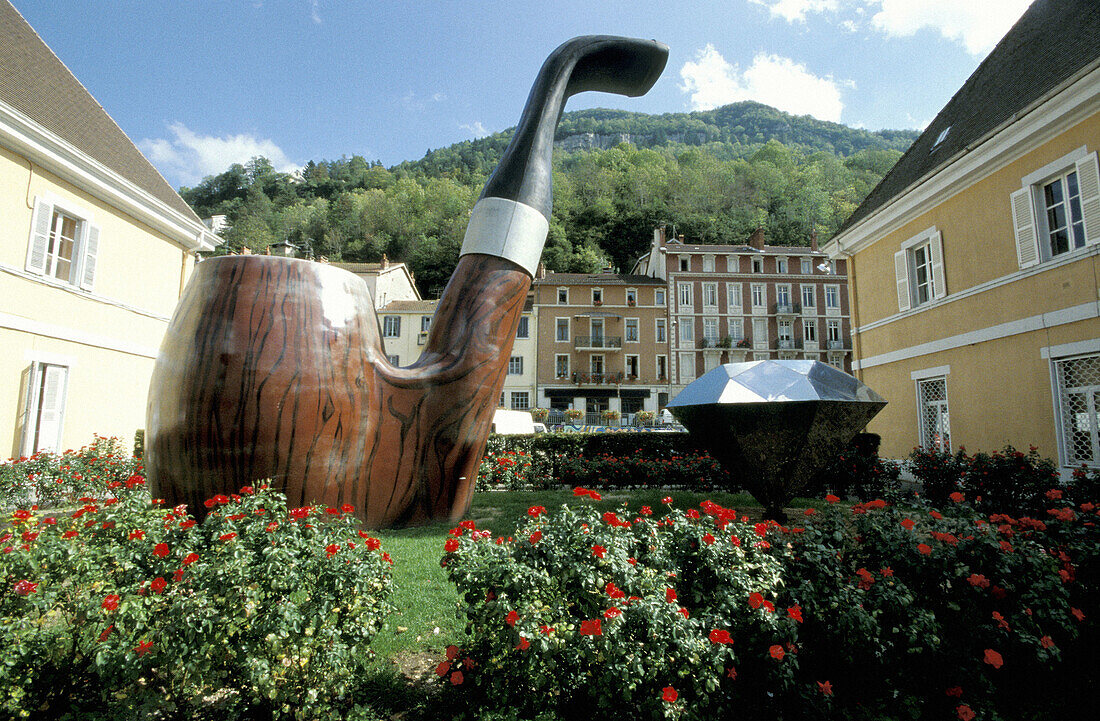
[0,2,218,458]
[825,0,1100,472]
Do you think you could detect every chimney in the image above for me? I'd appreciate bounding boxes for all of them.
[810,230,819,252]
[381,253,389,269]
[240,246,252,255]
[537,261,547,279]
[748,228,765,250]
[677,234,685,243]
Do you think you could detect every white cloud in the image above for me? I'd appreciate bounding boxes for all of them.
[750,0,840,23]
[308,0,321,24]
[753,0,1033,56]
[679,45,846,122]
[868,0,1032,55]
[139,122,299,187]
[460,121,490,139]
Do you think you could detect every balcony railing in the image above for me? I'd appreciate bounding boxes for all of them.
[776,338,801,350]
[571,371,626,385]
[772,302,802,315]
[826,339,849,351]
[574,335,622,350]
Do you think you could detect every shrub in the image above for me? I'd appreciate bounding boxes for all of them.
[1,435,141,510]
[440,489,1098,720]
[908,445,1061,515]
[0,473,395,719]
[813,433,902,501]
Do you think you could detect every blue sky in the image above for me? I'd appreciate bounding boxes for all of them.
[15,0,1032,190]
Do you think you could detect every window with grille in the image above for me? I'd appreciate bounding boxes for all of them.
[508,356,523,375]
[556,318,569,342]
[516,316,529,339]
[655,318,666,343]
[555,354,569,378]
[625,318,639,342]
[1054,354,1100,467]
[383,316,401,337]
[917,377,951,452]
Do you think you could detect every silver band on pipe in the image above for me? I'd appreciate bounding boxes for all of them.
[459,197,549,276]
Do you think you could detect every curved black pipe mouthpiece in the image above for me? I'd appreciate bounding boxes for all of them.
[458,36,668,277]
[483,35,669,218]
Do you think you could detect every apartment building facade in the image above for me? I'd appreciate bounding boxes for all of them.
[532,270,670,421]
[634,227,850,395]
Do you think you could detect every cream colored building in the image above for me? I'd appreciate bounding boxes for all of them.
[825,0,1100,470]
[0,2,219,458]
[377,297,537,411]
[330,257,420,309]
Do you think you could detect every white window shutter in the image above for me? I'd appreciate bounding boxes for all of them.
[79,224,100,291]
[1010,187,1039,268]
[929,230,947,298]
[25,198,52,274]
[894,249,911,312]
[35,365,68,453]
[1075,152,1100,245]
[17,364,40,458]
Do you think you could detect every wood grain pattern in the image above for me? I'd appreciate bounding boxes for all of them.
[145,253,529,527]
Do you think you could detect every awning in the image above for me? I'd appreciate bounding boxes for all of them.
[572,311,622,319]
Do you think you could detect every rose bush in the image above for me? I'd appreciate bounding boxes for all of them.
[1,435,140,509]
[441,488,1098,720]
[0,452,395,720]
[909,444,1062,515]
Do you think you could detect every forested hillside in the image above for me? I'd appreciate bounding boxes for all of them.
[181,101,915,296]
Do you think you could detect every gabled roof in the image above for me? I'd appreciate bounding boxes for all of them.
[379,299,439,313]
[838,0,1100,235]
[0,1,200,222]
[330,261,408,275]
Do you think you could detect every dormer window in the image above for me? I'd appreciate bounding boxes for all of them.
[751,257,764,273]
[932,126,951,150]
[679,256,690,272]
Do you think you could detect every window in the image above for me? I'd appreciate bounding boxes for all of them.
[558,288,568,304]
[508,356,523,375]
[801,285,816,310]
[677,282,693,308]
[728,318,744,341]
[800,257,812,274]
[752,318,768,348]
[751,283,766,310]
[702,282,718,308]
[625,354,639,378]
[678,317,694,343]
[421,316,432,332]
[703,353,720,373]
[516,316,530,339]
[626,288,637,306]
[776,257,788,274]
[703,317,718,343]
[510,392,530,410]
[1053,353,1100,467]
[703,255,715,272]
[727,283,742,311]
[555,354,570,378]
[803,319,817,342]
[827,319,842,348]
[825,285,842,314]
[679,256,690,271]
[655,318,667,343]
[727,256,739,273]
[679,353,696,383]
[592,288,603,305]
[894,228,946,311]
[654,288,666,306]
[1012,150,1100,268]
[777,320,793,341]
[776,284,791,310]
[383,316,401,337]
[625,318,639,342]
[17,362,69,456]
[387,354,400,366]
[25,197,100,291]
[591,355,604,374]
[656,355,667,380]
[751,257,763,273]
[917,377,951,452]
[556,318,569,342]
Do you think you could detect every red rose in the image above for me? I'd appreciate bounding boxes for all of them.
[529,531,542,544]
[102,594,120,611]
[153,543,169,558]
[787,605,803,623]
[917,543,932,555]
[528,505,546,517]
[708,629,733,645]
[818,680,833,696]
[945,686,963,698]
[825,494,840,504]
[98,624,114,642]
[128,529,145,540]
[604,607,623,619]
[220,533,237,542]
[341,503,355,513]
[665,587,677,603]
[506,610,519,626]
[326,544,339,557]
[957,705,976,721]
[579,618,602,636]
[444,538,460,553]
[983,648,1003,669]
[591,544,607,558]
[661,686,678,703]
[748,592,764,609]
[516,637,530,651]
[900,518,915,530]
[949,491,965,503]
[450,670,464,685]
[435,661,450,676]
[183,552,199,566]
[150,577,167,594]
[769,644,785,660]
[14,579,37,595]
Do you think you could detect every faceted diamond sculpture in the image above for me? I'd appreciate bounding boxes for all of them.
[667,360,887,520]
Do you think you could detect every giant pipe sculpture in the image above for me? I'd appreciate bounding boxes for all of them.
[146,36,669,528]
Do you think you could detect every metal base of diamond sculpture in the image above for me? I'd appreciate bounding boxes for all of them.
[667,361,886,521]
